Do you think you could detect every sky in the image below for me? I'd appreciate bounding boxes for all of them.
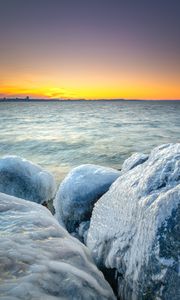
[0,0,180,100]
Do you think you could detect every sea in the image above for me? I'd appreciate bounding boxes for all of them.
[0,100,179,184]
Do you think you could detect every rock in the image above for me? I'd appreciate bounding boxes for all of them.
[0,156,56,204]
[87,144,180,300]
[121,152,148,172]
[54,164,120,240]
[0,192,115,300]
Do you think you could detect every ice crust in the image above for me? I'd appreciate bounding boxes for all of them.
[121,152,148,172]
[54,164,120,239]
[0,156,56,204]
[0,192,115,300]
[87,144,180,299]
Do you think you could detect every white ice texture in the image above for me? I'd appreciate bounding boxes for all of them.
[0,156,56,204]
[0,192,115,300]
[87,144,180,300]
[121,152,148,172]
[54,164,120,237]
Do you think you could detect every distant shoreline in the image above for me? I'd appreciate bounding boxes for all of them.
[0,99,180,102]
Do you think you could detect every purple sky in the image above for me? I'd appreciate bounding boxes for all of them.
[0,0,180,99]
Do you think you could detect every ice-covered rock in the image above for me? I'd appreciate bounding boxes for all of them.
[0,156,56,204]
[87,144,180,300]
[54,164,120,239]
[121,152,148,172]
[0,192,115,300]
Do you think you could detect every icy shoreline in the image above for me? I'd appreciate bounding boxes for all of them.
[0,143,179,299]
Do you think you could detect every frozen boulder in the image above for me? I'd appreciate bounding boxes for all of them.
[0,156,56,204]
[54,164,120,240]
[87,144,180,300]
[0,192,115,300]
[121,152,148,172]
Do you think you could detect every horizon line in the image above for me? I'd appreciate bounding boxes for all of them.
[0,98,180,102]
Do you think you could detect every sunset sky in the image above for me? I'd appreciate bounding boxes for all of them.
[0,0,180,100]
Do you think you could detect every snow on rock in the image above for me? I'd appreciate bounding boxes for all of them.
[121,152,148,172]
[0,156,56,204]
[87,144,180,300]
[0,192,115,300]
[54,164,120,240]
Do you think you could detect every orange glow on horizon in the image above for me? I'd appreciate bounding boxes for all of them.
[1,53,180,100]
[1,33,180,100]
[1,74,180,100]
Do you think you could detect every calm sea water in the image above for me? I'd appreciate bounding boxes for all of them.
[0,100,179,183]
